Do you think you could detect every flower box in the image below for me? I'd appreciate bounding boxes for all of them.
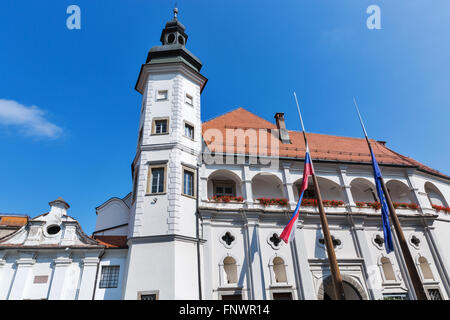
[209,195,244,203]
[432,204,450,213]
[256,198,289,206]
[355,201,419,211]
[301,199,344,207]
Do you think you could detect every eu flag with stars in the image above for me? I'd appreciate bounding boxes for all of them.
[370,148,394,253]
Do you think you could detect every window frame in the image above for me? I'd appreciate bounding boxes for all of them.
[426,287,443,300]
[271,291,293,300]
[185,93,194,106]
[147,165,167,195]
[138,290,160,300]
[213,180,236,197]
[152,117,169,135]
[98,265,120,289]
[183,121,195,140]
[182,166,196,198]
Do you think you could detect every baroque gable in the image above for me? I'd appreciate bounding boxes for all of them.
[0,197,101,249]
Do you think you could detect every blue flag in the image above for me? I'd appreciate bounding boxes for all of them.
[370,147,394,253]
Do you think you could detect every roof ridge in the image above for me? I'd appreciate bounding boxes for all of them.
[202,107,276,127]
[289,130,376,143]
[202,107,245,124]
[381,143,449,178]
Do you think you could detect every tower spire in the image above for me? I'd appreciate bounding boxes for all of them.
[173,6,178,19]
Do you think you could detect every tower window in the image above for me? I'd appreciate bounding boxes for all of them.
[184,122,194,139]
[156,90,168,101]
[148,166,166,194]
[152,118,169,135]
[183,167,195,197]
[167,33,175,44]
[99,266,120,289]
[185,94,193,106]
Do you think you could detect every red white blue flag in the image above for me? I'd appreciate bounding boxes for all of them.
[280,146,314,243]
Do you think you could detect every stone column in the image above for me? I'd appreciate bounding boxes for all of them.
[246,220,266,299]
[281,162,296,210]
[48,254,72,300]
[350,216,383,300]
[405,169,434,214]
[8,253,35,300]
[200,163,208,202]
[423,223,450,297]
[338,165,355,212]
[78,253,101,300]
[242,165,253,205]
[0,252,8,299]
[201,218,214,299]
[293,219,316,300]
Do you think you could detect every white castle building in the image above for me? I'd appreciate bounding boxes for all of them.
[0,10,449,300]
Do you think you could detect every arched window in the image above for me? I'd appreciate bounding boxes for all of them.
[350,178,378,203]
[207,170,243,199]
[381,257,396,281]
[273,257,287,283]
[223,257,238,284]
[252,173,285,200]
[386,180,414,203]
[419,257,434,280]
[293,177,345,202]
[425,182,448,207]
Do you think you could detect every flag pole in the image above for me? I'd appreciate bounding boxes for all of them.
[353,97,428,300]
[294,92,346,300]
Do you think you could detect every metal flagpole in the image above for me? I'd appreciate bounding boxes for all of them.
[353,97,428,300]
[293,92,346,300]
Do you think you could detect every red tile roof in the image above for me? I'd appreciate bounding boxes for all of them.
[0,216,28,227]
[92,235,128,248]
[202,108,448,179]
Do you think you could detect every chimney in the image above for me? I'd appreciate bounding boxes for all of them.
[48,197,70,219]
[274,112,291,144]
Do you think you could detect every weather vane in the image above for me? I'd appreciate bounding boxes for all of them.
[173,4,178,19]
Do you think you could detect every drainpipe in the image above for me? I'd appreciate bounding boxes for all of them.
[196,163,203,300]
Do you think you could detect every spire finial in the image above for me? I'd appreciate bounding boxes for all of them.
[173,6,178,19]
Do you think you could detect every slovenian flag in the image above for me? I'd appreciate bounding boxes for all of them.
[280,147,314,243]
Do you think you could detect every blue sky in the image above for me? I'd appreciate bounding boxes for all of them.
[0,1,449,234]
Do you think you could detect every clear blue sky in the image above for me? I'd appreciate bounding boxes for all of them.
[0,1,449,234]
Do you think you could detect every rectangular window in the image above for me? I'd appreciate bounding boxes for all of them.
[138,291,159,300]
[154,120,168,134]
[272,292,292,300]
[99,266,120,289]
[382,293,409,300]
[214,182,235,197]
[184,122,194,139]
[156,90,168,101]
[185,93,193,106]
[427,288,443,300]
[150,167,165,194]
[221,294,242,300]
[183,169,194,197]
